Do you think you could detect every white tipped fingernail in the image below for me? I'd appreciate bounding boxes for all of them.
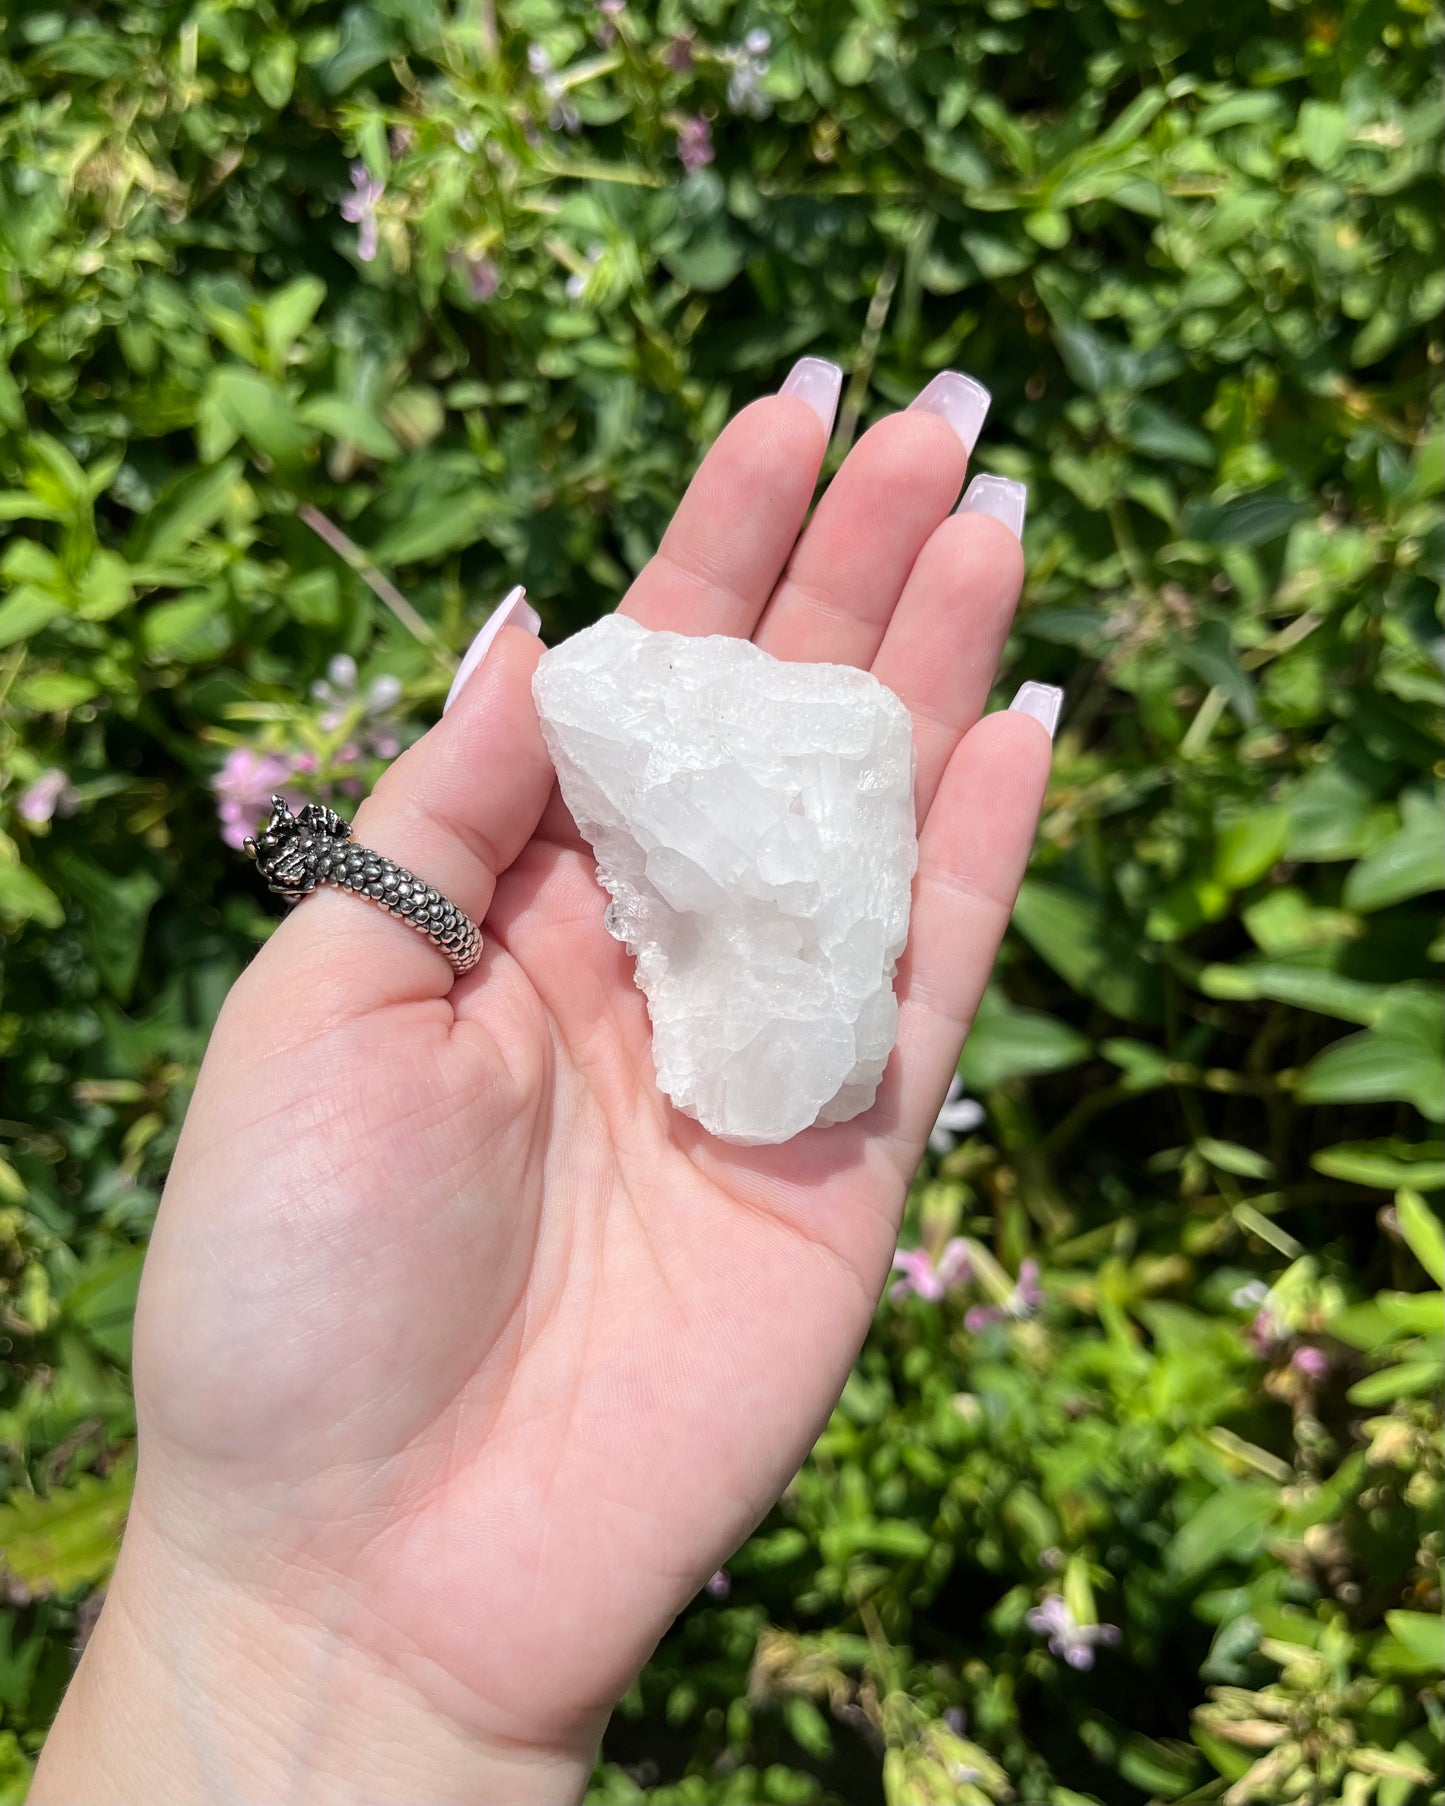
[908,370,991,453]
[956,474,1027,538]
[443,586,540,713]
[778,356,843,435]
[1008,681,1063,741]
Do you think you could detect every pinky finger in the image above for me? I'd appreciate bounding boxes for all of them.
[883,689,1059,1172]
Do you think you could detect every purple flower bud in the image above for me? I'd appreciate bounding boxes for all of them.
[17,768,79,825]
[1014,1257,1044,1313]
[1026,1593,1119,1669]
[464,255,501,301]
[705,1568,731,1599]
[1291,1344,1329,1382]
[676,114,714,175]
[340,163,384,263]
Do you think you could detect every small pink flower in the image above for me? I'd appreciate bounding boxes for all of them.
[528,44,581,133]
[464,255,501,301]
[17,768,80,825]
[964,1257,1043,1332]
[1291,1344,1329,1382]
[1247,1305,1283,1358]
[676,114,714,175]
[212,746,310,849]
[890,1237,971,1303]
[1026,1594,1120,1670]
[662,31,695,72]
[340,163,384,263]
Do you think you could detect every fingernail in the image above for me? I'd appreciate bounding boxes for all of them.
[908,370,991,453]
[443,585,540,714]
[1008,681,1063,741]
[956,474,1027,538]
[778,357,843,434]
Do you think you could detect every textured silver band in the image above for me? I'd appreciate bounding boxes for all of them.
[244,796,483,975]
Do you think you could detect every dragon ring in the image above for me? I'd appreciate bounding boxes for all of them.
[244,796,483,976]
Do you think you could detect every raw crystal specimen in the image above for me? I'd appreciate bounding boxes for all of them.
[532,615,917,1145]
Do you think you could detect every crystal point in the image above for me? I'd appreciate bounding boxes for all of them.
[533,616,917,1145]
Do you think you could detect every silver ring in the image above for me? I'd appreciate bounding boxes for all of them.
[244,796,483,976]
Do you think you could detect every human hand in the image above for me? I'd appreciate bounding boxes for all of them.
[32,363,1054,1804]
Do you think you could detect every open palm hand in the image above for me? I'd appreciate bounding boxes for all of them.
[38,369,1052,1805]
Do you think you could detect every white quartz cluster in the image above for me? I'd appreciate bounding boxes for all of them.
[532,615,917,1145]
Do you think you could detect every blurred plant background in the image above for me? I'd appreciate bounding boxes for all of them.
[1,0,1442,1800]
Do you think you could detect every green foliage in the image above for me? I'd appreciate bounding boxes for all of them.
[1,0,1441,1801]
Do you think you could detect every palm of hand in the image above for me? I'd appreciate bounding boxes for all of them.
[132,389,1049,1760]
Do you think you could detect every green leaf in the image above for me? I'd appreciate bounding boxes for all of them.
[130,458,244,564]
[50,853,161,1003]
[1297,1030,1445,1120]
[1166,1482,1276,1578]
[1311,1141,1445,1191]
[1347,1361,1442,1405]
[0,1467,134,1594]
[1198,962,1389,1025]
[1053,322,1119,393]
[13,671,98,712]
[254,36,297,108]
[298,396,401,460]
[1101,1037,1173,1093]
[1343,810,1445,912]
[263,276,326,364]
[959,986,1090,1089]
[318,3,400,93]
[1396,1190,1445,1285]
[0,492,64,522]
[1215,809,1291,889]
[1382,1612,1444,1673]
[0,588,63,648]
[64,1247,144,1364]
[1180,492,1310,547]
[661,228,747,293]
[211,368,316,475]
[372,491,498,564]
[1012,879,1164,1023]
[1295,100,1350,171]
[1297,998,1445,1121]
[1174,620,1256,725]
[784,1695,834,1759]
[74,548,132,621]
[0,857,64,928]
[1119,399,1214,468]
[1196,1138,1273,1181]
[1332,1293,1444,1350]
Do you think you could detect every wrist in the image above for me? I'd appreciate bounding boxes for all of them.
[31,1510,593,1806]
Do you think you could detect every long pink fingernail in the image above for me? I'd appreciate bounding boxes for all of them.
[778,357,843,434]
[1008,681,1063,740]
[443,586,540,713]
[956,474,1027,538]
[909,370,991,453]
